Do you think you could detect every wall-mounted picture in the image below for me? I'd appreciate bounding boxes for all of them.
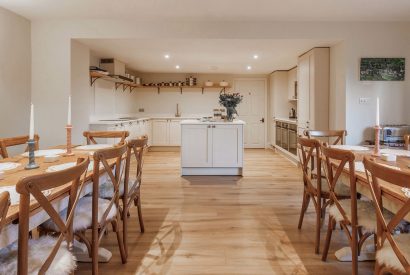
[360,58,405,81]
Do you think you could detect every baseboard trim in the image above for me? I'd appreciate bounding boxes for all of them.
[149,146,180,152]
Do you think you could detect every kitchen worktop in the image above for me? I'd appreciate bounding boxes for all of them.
[180,119,245,125]
[89,116,201,125]
[274,117,297,124]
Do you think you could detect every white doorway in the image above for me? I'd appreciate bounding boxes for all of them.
[233,78,267,148]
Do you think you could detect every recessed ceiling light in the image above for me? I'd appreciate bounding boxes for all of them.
[175,65,180,69]
[253,54,259,59]
[164,54,170,59]
[247,65,252,70]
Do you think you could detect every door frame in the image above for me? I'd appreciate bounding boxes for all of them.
[233,78,268,148]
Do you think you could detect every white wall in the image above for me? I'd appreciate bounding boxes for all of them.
[27,20,410,146]
[0,7,31,155]
[71,40,92,144]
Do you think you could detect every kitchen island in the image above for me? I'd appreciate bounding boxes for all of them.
[180,119,245,176]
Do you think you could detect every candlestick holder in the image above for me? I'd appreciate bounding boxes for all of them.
[64,125,74,156]
[372,125,381,157]
[25,139,39,170]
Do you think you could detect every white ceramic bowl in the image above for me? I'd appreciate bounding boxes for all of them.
[204,81,214,87]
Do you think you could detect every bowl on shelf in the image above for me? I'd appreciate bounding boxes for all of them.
[204,81,214,87]
[219,81,229,87]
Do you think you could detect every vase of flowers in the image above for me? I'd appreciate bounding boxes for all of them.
[219,92,243,121]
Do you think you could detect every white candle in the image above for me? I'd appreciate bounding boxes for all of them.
[376,97,380,126]
[29,103,34,139]
[67,95,71,125]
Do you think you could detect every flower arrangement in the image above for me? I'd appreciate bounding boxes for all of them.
[219,92,243,121]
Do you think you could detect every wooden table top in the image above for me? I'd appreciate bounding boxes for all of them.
[0,146,115,224]
[330,147,410,217]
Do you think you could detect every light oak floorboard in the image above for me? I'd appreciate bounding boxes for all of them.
[77,149,373,274]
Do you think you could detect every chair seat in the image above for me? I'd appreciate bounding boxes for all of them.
[0,235,75,275]
[329,199,393,232]
[376,233,410,273]
[312,178,351,197]
[99,178,140,199]
[42,196,117,232]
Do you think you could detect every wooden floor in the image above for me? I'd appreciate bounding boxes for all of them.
[77,149,373,274]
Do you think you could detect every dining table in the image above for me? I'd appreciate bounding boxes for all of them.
[0,144,116,262]
[328,145,410,261]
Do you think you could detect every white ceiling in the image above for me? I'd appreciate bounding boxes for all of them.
[1,0,410,21]
[78,38,339,74]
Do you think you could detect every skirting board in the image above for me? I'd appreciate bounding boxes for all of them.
[270,145,298,165]
[181,167,243,176]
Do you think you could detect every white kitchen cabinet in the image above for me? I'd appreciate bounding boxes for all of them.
[152,119,169,145]
[181,120,245,175]
[151,119,181,146]
[297,47,329,132]
[169,120,181,146]
[181,124,212,167]
[212,125,243,167]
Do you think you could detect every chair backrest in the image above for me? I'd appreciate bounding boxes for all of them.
[0,134,40,159]
[404,134,410,150]
[363,156,410,273]
[298,137,323,194]
[305,130,347,145]
[0,191,10,233]
[16,157,90,274]
[92,143,127,232]
[124,136,148,199]
[320,144,356,224]
[83,131,129,145]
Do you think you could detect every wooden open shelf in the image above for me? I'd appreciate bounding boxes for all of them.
[90,71,230,94]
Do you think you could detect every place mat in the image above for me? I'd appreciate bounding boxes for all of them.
[76,144,113,150]
[380,149,410,157]
[0,162,21,172]
[21,149,66,157]
[46,161,103,173]
[0,186,51,205]
[330,145,370,151]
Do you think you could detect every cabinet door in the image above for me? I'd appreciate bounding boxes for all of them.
[212,125,243,167]
[169,120,181,146]
[152,119,169,145]
[181,124,212,167]
[297,53,311,129]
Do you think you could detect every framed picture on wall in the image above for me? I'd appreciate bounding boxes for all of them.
[360,58,405,81]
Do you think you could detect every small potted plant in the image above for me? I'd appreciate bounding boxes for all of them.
[219,91,243,121]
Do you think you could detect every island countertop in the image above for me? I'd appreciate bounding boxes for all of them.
[180,119,246,125]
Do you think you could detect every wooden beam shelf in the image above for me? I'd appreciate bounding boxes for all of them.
[89,71,230,94]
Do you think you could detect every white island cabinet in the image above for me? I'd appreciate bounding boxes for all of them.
[181,120,245,176]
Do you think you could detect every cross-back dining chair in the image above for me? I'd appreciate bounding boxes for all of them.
[0,191,10,234]
[363,156,410,275]
[297,137,350,254]
[2,157,89,275]
[404,134,410,150]
[0,134,40,159]
[83,131,129,145]
[122,135,148,255]
[42,144,128,275]
[320,145,385,275]
[304,130,347,145]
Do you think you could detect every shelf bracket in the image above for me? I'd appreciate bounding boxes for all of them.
[180,87,183,94]
[123,84,129,92]
[129,87,136,93]
[90,76,101,86]
[115,83,123,90]
[157,87,160,94]
[202,87,204,94]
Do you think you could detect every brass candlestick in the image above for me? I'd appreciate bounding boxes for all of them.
[372,125,381,156]
[25,139,39,170]
[64,125,74,156]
